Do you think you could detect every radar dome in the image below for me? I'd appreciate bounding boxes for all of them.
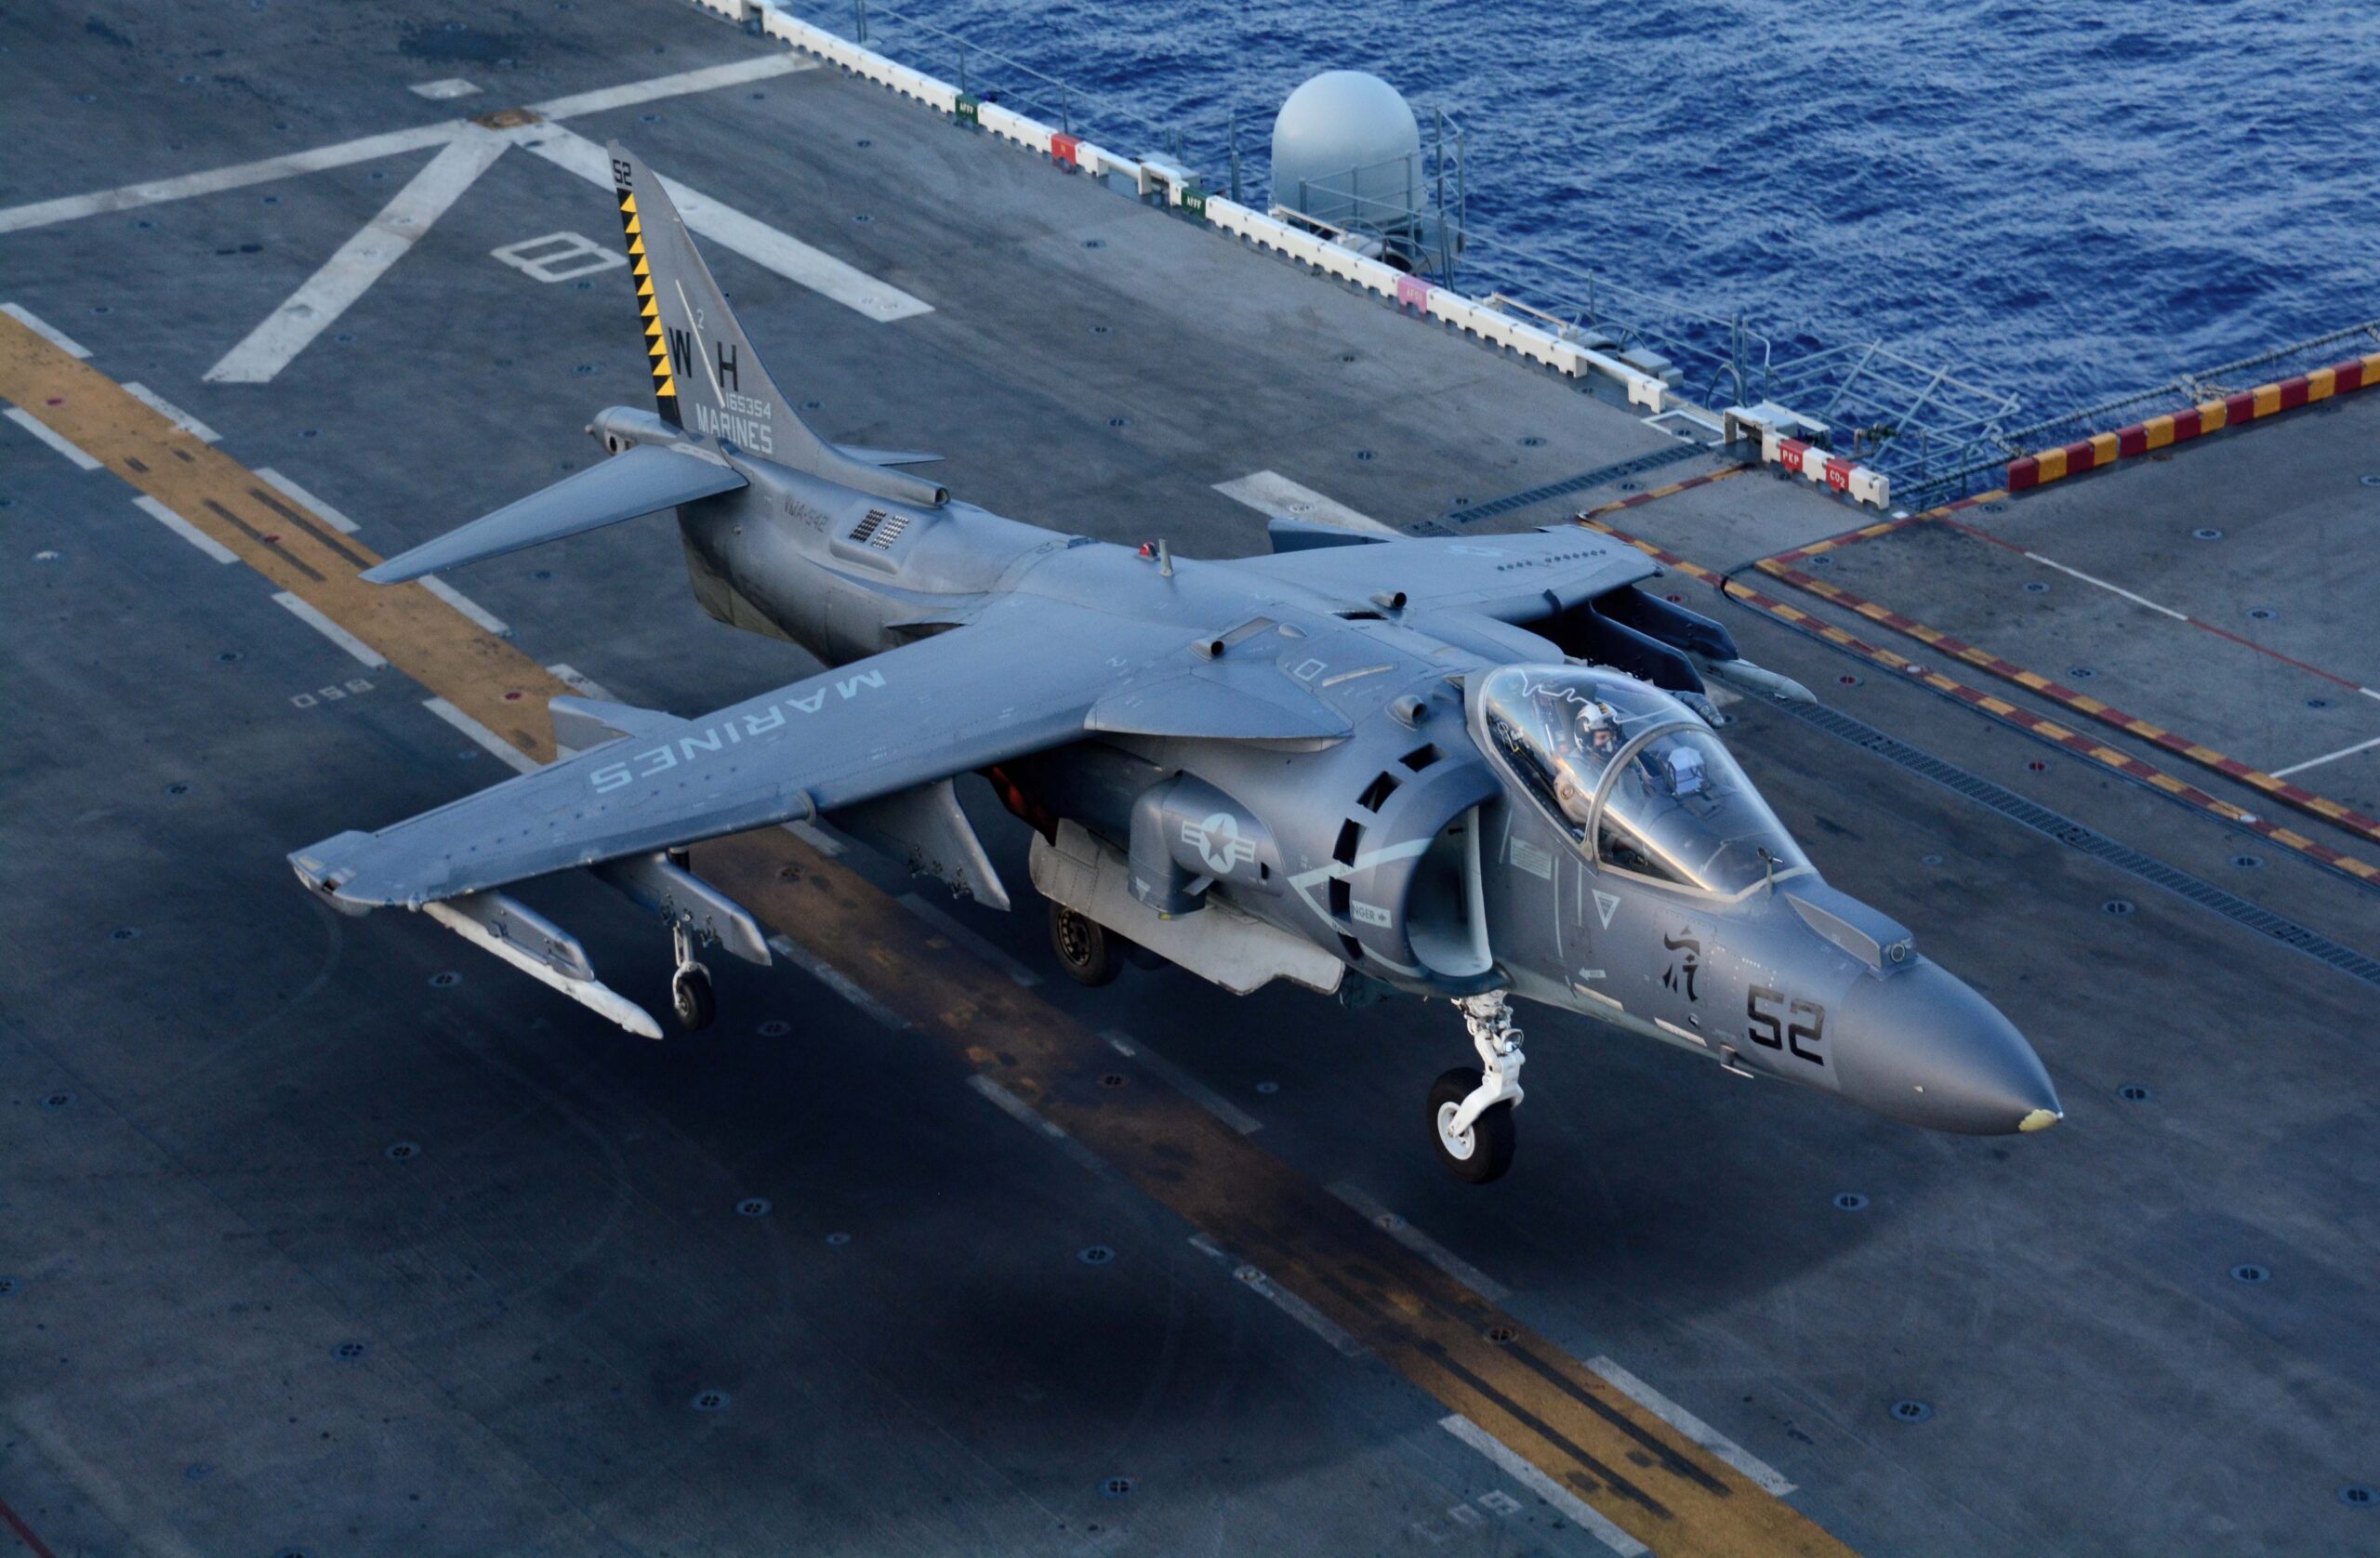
[1270,70,1421,232]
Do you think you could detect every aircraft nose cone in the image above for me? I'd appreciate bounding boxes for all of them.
[1832,962,2061,1135]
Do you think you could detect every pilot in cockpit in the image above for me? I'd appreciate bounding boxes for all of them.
[1549,697,1620,828]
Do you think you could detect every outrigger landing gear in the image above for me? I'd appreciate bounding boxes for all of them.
[1429,992,1526,1184]
[668,923,715,1031]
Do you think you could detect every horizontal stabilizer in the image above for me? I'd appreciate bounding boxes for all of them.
[831,442,944,469]
[1267,516,1391,554]
[362,444,747,583]
[550,694,683,759]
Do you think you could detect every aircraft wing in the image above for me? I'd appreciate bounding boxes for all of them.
[289,594,1161,911]
[1225,526,1658,624]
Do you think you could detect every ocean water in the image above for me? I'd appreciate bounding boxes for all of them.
[830,0,2380,424]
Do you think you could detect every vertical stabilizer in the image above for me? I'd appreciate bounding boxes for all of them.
[608,141,822,465]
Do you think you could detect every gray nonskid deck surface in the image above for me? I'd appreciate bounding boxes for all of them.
[2,2,2375,1554]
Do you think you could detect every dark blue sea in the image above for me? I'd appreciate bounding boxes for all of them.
[816,0,2379,426]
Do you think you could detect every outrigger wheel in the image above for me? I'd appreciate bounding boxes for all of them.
[668,922,715,1032]
[670,961,715,1031]
[1429,1066,1516,1183]
[1048,903,1122,986]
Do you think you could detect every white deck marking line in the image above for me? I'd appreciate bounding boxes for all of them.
[121,383,220,443]
[525,53,811,120]
[4,406,102,469]
[2019,550,2187,620]
[544,663,617,701]
[271,591,388,667]
[767,932,909,1030]
[131,495,236,563]
[965,1075,1113,1179]
[206,132,511,385]
[1585,1356,1797,1497]
[1187,1236,1367,1357]
[417,576,509,637]
[898,894,1042,986]
[1103,1030,1263,1134]
[0,123,462,234]
[253,469,359,534]
[0,304,91,357]
[1327,1182,1509,1301]
[409,78,480,100]
[1215,469,1400,535]
[516,127,933,322]
[2268,733,2380,778]
[1438,1414,1651,1557]
[0,59,815,236]
[782,819,847,856]
[423,696,540,772]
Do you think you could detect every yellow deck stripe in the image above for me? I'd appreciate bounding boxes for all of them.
[0,315,1851,1558]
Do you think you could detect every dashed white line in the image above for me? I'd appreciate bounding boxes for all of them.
[1104,1029,1262,1133]
[783,819,847,856]
[1438,1414,1650,1556]
[4,406,101,469]
[1215,469,1400,536]
[1188,1235,1366,1357]
[408,77,480,100]
[254,469,358,534]
[965,1074,1112,1179]
[1,303,91,357]
[271,591,387,667]
[899,893,1042,986]
[132,495,235,563]
[544,662,617,701]
[421,696,539,773]
[1327,1182,1509,1301]
[418,575,509,637]
[206,131,511,385]
[767,932,909,1031]
[2268,733,2380,779]
[121,383,219,442]
[1585,1355,1796,1497]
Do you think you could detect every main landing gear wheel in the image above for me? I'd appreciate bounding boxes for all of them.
[670,961,715,1031]
[1048,903,1122,986]
[1429,1066,1516,1184]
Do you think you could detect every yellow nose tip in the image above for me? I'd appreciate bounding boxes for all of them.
[2018,1107,2063,1133]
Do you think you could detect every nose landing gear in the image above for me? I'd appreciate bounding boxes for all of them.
[1430,992,1525,1183]
[1048,903,1124,986]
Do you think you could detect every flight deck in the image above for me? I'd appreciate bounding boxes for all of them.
[2,4,2375,1554]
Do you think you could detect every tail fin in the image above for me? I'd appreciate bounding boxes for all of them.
[609,142,826,467]
[606,144,946,508]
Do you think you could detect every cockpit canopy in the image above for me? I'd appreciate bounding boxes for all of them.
[1470,665,1810,898]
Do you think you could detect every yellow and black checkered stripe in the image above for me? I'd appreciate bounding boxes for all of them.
[615,186,678,425]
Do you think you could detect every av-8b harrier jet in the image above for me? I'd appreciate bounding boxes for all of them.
[292,145,2059,1182]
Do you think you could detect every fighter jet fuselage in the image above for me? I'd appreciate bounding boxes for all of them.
[294,144,2058,1186]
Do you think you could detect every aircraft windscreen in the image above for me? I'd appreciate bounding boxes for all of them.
[1474,667,1679,839]
[1597,727,1807,893]
[1474,666,1806,896]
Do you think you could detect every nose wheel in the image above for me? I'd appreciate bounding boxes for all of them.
[669,924,715,1031]
[1429,993,1525,1184]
